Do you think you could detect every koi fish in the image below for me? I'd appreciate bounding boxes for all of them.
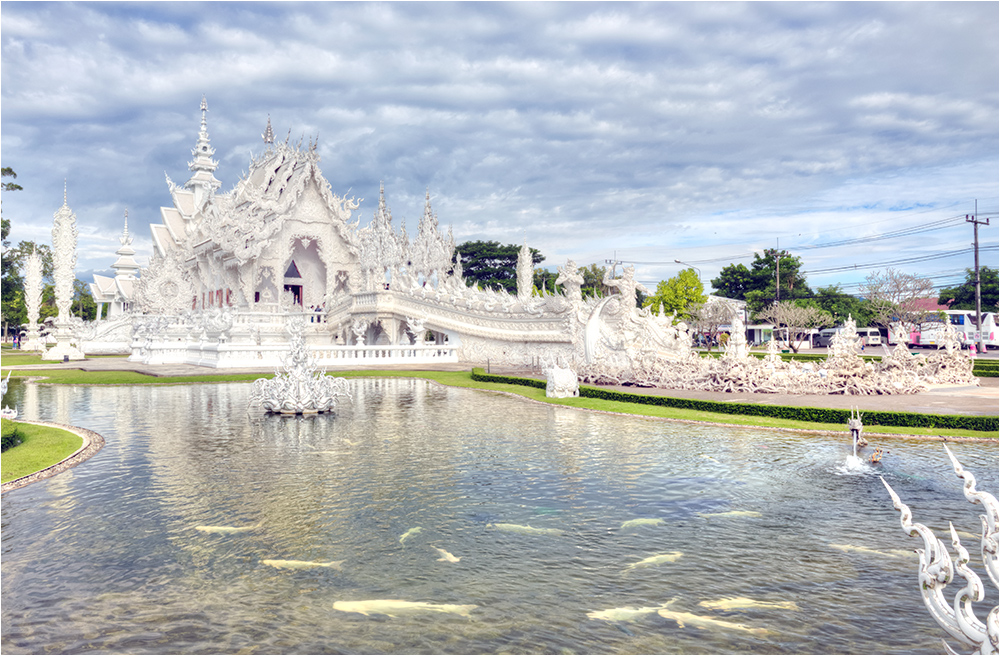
[332,599,477,618]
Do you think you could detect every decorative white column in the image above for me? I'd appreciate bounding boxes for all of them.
[21,247,45,351]
[42,189,85,361]
[516,240,533,301]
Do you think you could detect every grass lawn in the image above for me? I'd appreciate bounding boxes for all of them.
[1,352,48,366]
[1,420,83,484]
[2,367,996,440]
[0,352,129,367]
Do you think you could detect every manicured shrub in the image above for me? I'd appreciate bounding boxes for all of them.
[470,369,998,433]
[1,419,24,452]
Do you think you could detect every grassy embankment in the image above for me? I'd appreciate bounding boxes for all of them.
[2,366,996,440]
[1,420,83,484]
[0,351,128,367]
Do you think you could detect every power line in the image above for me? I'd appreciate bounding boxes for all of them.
[795,215,966,250]
[802,245,998,275]
[623,214,979,267]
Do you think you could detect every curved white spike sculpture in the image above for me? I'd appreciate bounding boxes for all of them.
[881,445,999,655]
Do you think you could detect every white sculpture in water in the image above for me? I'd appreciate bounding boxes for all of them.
[1,370,17,420]
[249,319,351,415]
[881,447,999,655]
[42,188,85,361]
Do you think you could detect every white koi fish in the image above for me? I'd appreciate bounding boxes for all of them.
[587,605,666,622]
[698,510,762,519]
[829,543,915,558]
[658,600,770,636]
[262,559,344,570]
[487,523,563,536]
[399,526,422,546]
[432,546,461,563]
[332,599,477,618]
[620,518,665,529]
[623,551,683,573]
[194,523,261,534]
[699,597,799,611]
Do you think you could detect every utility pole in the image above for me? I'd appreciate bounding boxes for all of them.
[775,238,780,303]
[967,201,990,353]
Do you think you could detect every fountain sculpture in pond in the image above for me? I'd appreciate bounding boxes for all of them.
[882,446,999,655]
[1,370,17,420]
[249,319,351,415]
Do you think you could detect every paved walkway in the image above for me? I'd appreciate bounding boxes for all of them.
[5,356,997,417]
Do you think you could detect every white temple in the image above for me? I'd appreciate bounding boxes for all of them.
[126,98,578,367]
[58,99,975,393]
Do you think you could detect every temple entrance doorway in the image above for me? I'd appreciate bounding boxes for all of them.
[283,284,302,307]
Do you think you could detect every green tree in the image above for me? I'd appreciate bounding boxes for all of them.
[2,241,55,332]
[580,263,610,298]
[1,167,22,192]
[455,241,544,294]
[533,267,559,296]
[2,167,23,336]
[937,267,998,314]
[643,268,706,319]
[711,263,754,300]
[712,249,811,315]
[73,279,97,321]
[808,285,874,327]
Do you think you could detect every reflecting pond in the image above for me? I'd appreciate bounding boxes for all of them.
[1,378,997,654]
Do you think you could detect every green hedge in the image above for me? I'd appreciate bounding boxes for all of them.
[972,358,997,377]
[470,369,998,433]
[1,419,23,452]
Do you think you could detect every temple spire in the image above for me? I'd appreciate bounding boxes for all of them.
[186,96,222,202]
[262,115,274,144]
[119,209,132,247]
[111,208,139,280]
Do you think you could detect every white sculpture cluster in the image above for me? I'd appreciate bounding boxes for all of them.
[881,446,999,655]
[577,306,977,395]
[248,318,351,415]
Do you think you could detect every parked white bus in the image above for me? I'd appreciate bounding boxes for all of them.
[903,310,999,349]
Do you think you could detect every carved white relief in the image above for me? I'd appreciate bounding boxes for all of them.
[134,250,197,315]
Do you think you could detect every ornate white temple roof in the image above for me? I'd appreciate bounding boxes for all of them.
[150,101,361,266]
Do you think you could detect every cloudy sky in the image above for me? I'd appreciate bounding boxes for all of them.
[2,1,997,294]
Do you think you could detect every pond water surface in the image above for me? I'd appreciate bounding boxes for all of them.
[1,378,997,654]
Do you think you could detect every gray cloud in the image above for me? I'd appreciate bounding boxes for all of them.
[2,1,996,289]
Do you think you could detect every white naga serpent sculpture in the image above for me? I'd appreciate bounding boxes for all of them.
[882,446,999,655]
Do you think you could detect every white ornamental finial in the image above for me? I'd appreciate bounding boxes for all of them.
[120,208,133,247]
[262,115,275,144]
[200,95,208,126]
[63,179,67,206]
